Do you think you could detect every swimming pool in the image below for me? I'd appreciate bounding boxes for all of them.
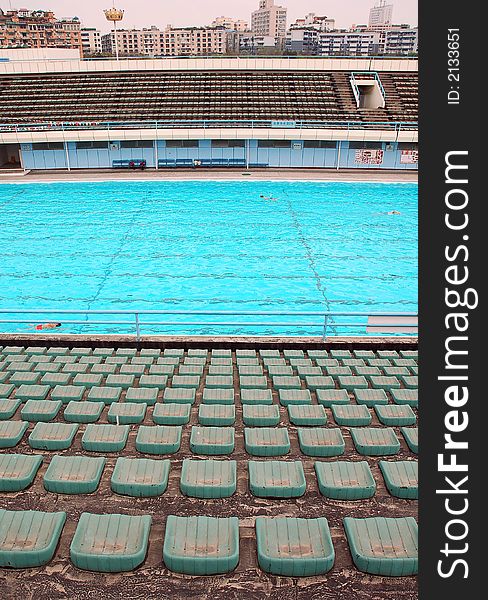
[0,180,417,336]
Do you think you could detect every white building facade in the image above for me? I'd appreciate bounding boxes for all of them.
[251,0,287,42]
[81,28,102,56]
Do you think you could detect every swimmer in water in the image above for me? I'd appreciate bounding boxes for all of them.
[31,322,62,331]
[260,195,278,201]
[388,210,401,215]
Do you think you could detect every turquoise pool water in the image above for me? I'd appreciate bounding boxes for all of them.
[0,180,417,335]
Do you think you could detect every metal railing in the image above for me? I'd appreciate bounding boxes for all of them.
[0,309,418,341]
[350,71,387,107]
[0,118,417,134]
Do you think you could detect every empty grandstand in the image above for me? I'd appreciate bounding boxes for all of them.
[0,56,418,170]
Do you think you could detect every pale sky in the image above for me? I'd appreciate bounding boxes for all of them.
[1,1,418,33]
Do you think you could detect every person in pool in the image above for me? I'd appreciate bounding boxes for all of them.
[32,322,62,331]
[260,195,278,201]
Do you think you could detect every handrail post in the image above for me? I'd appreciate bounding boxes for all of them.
[135,313,141,341]
[322,314,329,342]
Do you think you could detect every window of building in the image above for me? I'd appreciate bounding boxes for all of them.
[348,141,384,150]
[211,140,246,148]
[258,140,291,148]
[166,140,199,148]
[303,141,337,149]
[76,141,109,150]
[120,140,154,149]
[32,142,64,150]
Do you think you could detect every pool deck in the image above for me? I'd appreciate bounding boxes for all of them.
[0,167,418,184]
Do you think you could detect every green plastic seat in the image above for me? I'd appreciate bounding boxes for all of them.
[139,375,168,390]
[332,404,372,426]
[91,364,118,376]
[256,517,334,576]
[92,348,115,357]
[131,356,155,366]
[307,350,329,359]
[187,349,208,358]
[64,400,104,423]
[344,516,418,576]
[163,348,184,357]
[70,347,92,356]
[238,366,264,376]
[0,454,43,492]
[119,364,145,377]
[367,358,392,368]
[296,366,322,380]
[377,350,399,359]
[244,427,290,456]
[139,348,161,358]
[70,512,152,572]
[190,426,235,455]
[401,376,418,389]
[297,428,345,457]
[208,358,234,377]
[240,388,273,405]
[263,358,286,367]
[375,404,416,426]
[106,374,135,389]
[211,349,232,359]
[316,389,350,406]
[235,351,257,360]
[152,403,191,425]
[33,362,62,374]
[315,460,376,500]
[283,349,304,359]
[172,375,200,389]
[40,372,71,386]
[149,364,174,376]
[125,387,159,406]
[268,365,293,377]
[111,457,170,497]
[401,427,418,453]
[326,366,353,377]
[25,346,47,356]
[157,357,179,367]
[240,375,268,389]
[163,515,239,575]
[391,389,418,407]
[136,425,182,454]
[342,358,366,367]
[15,384,50,401]
[289,358,313,368]
[383,366,410,377]
[115,348,137,357]
[72,373,103,388]
[202,387,235,405]
[0,510,66,568]
[338,376,368,391]
[305,375,335,391]
[21,399,62,422]
[179,364,204,377]
[108,402,147,424]
[87,386,122,405]
[249,460,306,498]
[0,398,21,420]
[82,424,129,452]
[354,388,388,407]
[259,349,280,358]
[205,375,233,389]
[353,366,382,377]
[243,404,280,426]
[9,371,41,386]
[198,404,235,426]
[288,404,327,426]
[29,422,78,450]
[400,350,418,360]
[44,455,106,494]
[180,459,237,498]
[351,428,400,456]
[163,387,196,404]
[380,460,418,499]
[278,388,311,406]
[393,358,417,368]
[81,356,103,365]
[51,385,85,404]
[0,384,15,398]
[370,376,401,390]
[272,375,301,390]
[62,363,89,375]
[0,421,29,448]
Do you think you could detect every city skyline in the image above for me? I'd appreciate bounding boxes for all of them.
[0,1,418,33]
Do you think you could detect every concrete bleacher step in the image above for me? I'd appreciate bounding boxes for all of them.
[163,515,239,575]
[180,458,237,499]
[256,517,335,577]
[0,509,66,568]
[111,457,170,497]
[70,512,152,572]
[344,516,418,576]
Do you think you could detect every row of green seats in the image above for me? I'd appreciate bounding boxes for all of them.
[0,454,418,499]
[0,510,418,577]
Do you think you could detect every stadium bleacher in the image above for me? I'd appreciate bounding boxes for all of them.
[0,70,418,125]
[0,343,417,596]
